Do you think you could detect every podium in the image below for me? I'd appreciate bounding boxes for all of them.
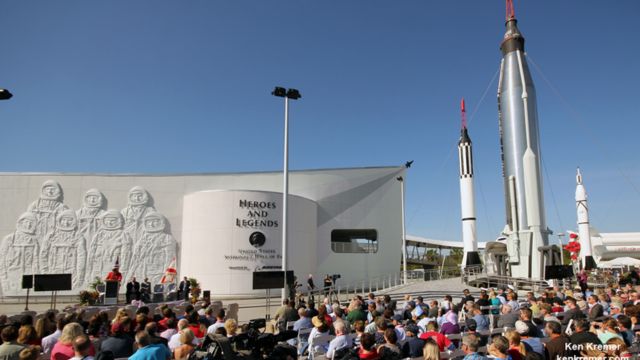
[104,280,119,305]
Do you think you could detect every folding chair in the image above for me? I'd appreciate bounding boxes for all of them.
[309,333,334,359]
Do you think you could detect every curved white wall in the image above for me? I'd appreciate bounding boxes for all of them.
[180,190,317,296]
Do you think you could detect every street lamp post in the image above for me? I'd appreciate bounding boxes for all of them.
[557,232,565,265]
[272,86,301,302]
[397,176,407,284]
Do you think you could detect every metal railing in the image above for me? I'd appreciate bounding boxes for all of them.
[302,267,462,304]
[463,265,559,292]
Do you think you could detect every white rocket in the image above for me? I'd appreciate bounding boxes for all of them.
[576,168,596,270]
[458,99,481,268]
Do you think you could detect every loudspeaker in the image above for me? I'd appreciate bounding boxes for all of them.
[203,290,211,301]
[22,275,33,289]
[34,274,72,291]
[545,265,574,280]
[252,271,294,290]
[584,256,597,271]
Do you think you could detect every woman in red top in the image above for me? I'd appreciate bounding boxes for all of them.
[358,333,379,360]
[51,323,96,360]
[317,305,333,328]
[186,312,206,339]
[105,267,123,282]
[505,329,526,360]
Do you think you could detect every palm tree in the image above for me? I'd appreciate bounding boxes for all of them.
[425,249,439,262]
[450,248,464,260]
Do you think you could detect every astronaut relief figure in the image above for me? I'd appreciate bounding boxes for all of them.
[121,186,155,243]
[0,213,40,296]
[27,180,69,242]
[131,212,176,286]
[40,210,87,289]
[87,210,132,283]
[76,189,106,251]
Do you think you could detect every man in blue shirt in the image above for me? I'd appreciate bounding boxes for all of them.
[461,333,487,360]
[471,306,489,331]
[129,331,171,360]
[325,321,352,359]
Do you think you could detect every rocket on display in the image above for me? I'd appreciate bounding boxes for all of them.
[458,99,481,269]
[576,168,597,270]
[497,0,550,279]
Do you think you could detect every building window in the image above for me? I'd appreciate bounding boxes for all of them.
[331,229,378,253]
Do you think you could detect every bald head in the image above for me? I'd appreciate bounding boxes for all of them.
[177,319,189,330]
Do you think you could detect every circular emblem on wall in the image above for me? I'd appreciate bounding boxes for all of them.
[249,231,266,248]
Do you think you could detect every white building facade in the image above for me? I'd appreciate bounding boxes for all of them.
[0,166,404,297]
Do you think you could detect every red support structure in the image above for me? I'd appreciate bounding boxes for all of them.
[506,0,516,20]
[460,98,467,130]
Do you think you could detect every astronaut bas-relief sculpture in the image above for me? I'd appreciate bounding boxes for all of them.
[0,182,177,296]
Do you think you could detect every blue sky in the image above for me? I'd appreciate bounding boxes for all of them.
[0,1,638,243]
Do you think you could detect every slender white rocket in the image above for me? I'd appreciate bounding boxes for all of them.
[576,168,596,269]
[458,99,480,268]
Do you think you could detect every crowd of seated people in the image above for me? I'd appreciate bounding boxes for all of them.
[2,275,640,360]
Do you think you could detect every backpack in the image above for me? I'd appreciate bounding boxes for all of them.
[378,347,403,360]
[336,347,359,360]
[95,350,115,360]
[188,334,237,360]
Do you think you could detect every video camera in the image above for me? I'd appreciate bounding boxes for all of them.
[332,274,341,282]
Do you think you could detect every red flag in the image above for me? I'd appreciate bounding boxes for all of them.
[160,257,177,284]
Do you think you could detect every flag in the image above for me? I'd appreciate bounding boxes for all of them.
[160,257,177,284]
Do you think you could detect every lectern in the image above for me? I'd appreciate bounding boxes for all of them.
[104,280,119,305]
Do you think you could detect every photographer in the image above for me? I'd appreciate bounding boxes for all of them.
[323,275,333,297]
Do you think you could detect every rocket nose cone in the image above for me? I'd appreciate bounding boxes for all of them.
[501,19,525,55]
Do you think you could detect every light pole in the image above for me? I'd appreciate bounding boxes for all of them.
[557,232,565,265]
[272,86,301,301]
[396,176,407,284]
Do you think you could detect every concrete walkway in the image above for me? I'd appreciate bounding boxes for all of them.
[0,277,481,323]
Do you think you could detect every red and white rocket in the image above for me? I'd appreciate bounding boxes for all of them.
[458,99,481,268]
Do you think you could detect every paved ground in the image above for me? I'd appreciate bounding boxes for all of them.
[0,277,481,323]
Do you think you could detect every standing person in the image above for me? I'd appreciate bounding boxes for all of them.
[323,275,332,297]
[178,277,188,301]
[126,277,140,304]
[105,265,123,284]
[578,270,588,295]
[140,278,151,303]
[183,279,190,302]
[307,274,315,300]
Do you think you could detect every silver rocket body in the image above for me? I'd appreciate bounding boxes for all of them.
[498,18,549,279]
